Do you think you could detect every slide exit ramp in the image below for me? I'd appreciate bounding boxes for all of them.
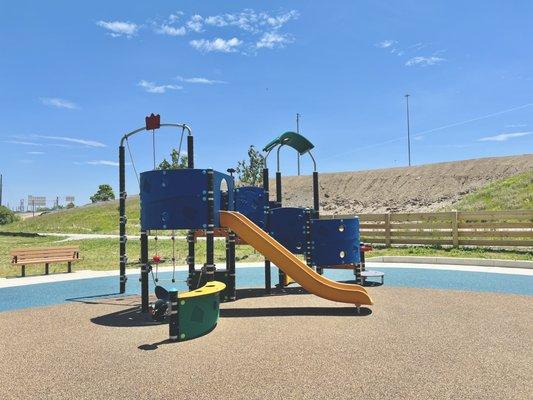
[219,211,372,306]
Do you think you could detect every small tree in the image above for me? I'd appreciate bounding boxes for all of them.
[66,202,75,209]
[0,205,19,225]
[236,145,265,187]
[90,184,115,203]
[158,149,188,170]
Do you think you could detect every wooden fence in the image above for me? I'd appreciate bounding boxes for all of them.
[322,210,533,248]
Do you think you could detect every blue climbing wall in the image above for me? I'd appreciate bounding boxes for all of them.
[140,169,234,230]
[310,218,360,266]
[268,207,307,254]
[234,186,267,229]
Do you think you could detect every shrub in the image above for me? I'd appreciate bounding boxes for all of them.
[0,205,19,225]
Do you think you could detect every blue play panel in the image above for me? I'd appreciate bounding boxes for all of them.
[0,265,531,313]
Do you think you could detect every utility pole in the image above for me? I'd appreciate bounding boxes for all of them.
[405,94,412,166]
[296,113,301,175]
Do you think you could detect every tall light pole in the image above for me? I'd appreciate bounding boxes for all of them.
[405,94,412,166]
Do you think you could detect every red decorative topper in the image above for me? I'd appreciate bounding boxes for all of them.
[145,113,161,130]
[152,254,161,263]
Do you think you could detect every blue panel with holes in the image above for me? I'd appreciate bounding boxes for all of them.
[140,169,234,230]
[268,207,308,254]
[310,218,360,266]
[234,186,267,229]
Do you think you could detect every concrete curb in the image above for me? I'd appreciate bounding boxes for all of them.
[367,256,533,269]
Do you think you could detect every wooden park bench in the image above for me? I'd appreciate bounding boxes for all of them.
[10,246,80,277]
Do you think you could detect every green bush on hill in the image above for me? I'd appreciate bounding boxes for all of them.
[0,206,19,225]
[451,171,533,211]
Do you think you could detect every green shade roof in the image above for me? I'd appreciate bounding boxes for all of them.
[263,131,314,155]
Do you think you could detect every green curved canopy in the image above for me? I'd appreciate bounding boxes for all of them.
[263,131,314,155]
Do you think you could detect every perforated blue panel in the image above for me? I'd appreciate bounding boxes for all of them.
[268,207,307,254]
[310,218,360,266]
[140,169,234,230]
[234,186,267,229]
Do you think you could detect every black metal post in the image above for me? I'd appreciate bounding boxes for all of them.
[187,135,194,168]
[205,169,215,281]
[119,145,127,293]
[169,289,179,341]
[140,230,149,313]
[312,171,322,274]
[228,230,236,300]
[312,171,319,215]
[275,171,286,287]
[187,134,195,289]
[263,167,271,294]
[304,209,313,268]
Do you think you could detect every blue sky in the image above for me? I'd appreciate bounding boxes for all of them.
[1,1,532,208]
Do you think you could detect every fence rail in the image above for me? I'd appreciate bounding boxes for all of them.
[322,210,533,248]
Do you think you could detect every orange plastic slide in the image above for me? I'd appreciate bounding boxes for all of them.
[219,211,373,305]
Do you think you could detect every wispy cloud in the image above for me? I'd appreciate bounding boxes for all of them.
[138,80,182,93]
[405,56,445,67]
[256,32,292,49]
[27,151,45,155]
[40,97,79,110]
[376,40,395,49]
[505,123,527,128]
[177,76,227,84]
[155,25,186,36]
[86,160,120,166]
[478,131,532,142]
[35,135,106,148]
[152,9,298,53]
[96,20,139,38]
[190,37,242,53]
[3,140,43,146]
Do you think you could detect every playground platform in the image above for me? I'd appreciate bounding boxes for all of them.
[0,286,531,400]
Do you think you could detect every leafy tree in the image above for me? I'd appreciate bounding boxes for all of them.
[90,184,115,203]
[0,205,19,225]
[158,149,188,170]
[236,145,265,187]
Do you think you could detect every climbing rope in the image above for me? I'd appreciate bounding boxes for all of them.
[171,230,176,283]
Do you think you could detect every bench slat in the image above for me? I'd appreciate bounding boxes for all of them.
[12,257,80,265]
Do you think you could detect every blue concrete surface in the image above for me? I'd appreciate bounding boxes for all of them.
[0,265,531,313]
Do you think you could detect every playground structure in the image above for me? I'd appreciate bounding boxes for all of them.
[118,114,380,341]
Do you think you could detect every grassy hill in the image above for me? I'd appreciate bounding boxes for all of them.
[450,171,533,211]
[1,155,531,235]
[2,197,141,235]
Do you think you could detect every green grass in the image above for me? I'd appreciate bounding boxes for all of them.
[1,234,530,278]
[450,171,533,211]
[0,235,263,278]
[1,196,141,235]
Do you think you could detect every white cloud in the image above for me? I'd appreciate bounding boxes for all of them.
[27,151,45,155]
[177,76,227,84]
[186,14,204,32]
[155,25,186,36]
[168,12,184,23]
[35,135,106,148]
[3,140,42,146]
[203,10,298,33]
[405,56,445,67]
[40,97,79,109]
[256,32,292,49]
[478,131,532,142]
[96,20,139,38]
[84,160,120,167]
[190,37,242,53]
[138,80,183,93]
[377,40,395,48]
[505,123,527,128]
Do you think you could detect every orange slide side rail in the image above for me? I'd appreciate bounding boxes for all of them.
[219,211,372,305]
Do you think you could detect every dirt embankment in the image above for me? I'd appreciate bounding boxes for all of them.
[270,154,533,214]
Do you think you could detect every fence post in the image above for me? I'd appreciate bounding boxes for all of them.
[452,211,459,248]
[385,213,391,247]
